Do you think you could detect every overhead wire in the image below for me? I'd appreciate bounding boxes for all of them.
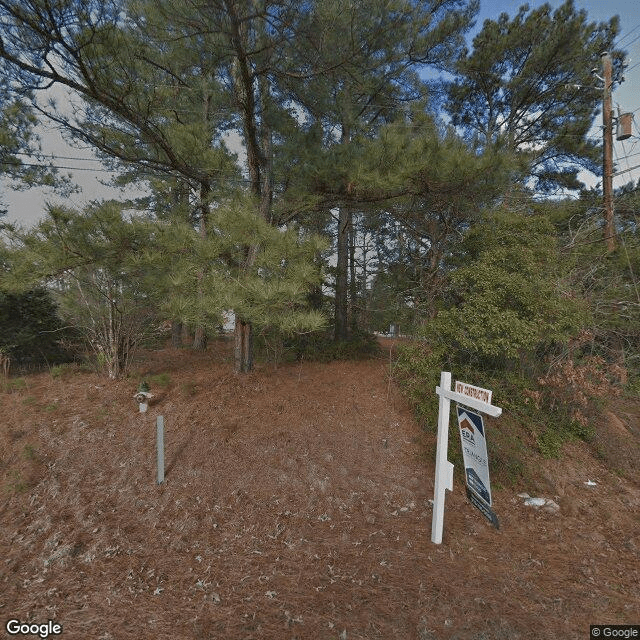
[619,32,640,50]
[625,60,640,74]
[0,158,260,187]
[616,22,640,45]
[5,143,637,198]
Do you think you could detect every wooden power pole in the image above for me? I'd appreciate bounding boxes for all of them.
[602,51,616,252]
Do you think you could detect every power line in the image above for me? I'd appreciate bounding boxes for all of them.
[12,151,106,163]
[620,32,640,50]
[613,162,640,178]
[617,22,640,45]
[2,154,630,199]
[0,158,271,187]
[625,60,640,74]
[0,160,114,173]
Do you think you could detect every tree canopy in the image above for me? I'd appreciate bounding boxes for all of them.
[446,0,622,192]
[0,0,635,386]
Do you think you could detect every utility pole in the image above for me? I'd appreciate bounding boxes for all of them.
[602,51,616,252]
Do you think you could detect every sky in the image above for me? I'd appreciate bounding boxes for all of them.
[3,0,640,228]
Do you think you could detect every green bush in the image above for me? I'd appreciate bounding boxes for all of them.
[49,362,84,379]
[4,377,27,392]
[286,328,381,362]
[23,444,37,460]
[0,288,74,367]
[393,209,617,478]
[424,209,588,372]
[393,342,441,426]
[254,327,381,364]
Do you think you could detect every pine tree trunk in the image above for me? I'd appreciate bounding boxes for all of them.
[171,181,187,350]
[335,205,349,341]
[171,320,183,348]
[193,178,210,352]
[334,123,351,342]
[349,211,357,331]
[228,13,270,373]
[361,234,369,330]
[234,318,253,373]
[192,326,207,351]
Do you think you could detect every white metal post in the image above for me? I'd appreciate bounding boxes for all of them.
[431,371,455,544]
[157,415,165,485]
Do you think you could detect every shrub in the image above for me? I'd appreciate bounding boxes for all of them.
[4,377,27,392]
[285,328,381,363]
[423,209,588,372]
[394,209,621,475]
[0,288,74,367]
[49,362,83,379]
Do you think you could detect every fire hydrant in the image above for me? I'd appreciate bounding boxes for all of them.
[134,381,154,413]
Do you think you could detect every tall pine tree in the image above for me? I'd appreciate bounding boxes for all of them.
[446,0,622,192]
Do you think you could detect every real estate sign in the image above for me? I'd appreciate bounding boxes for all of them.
[455,380,492,405]
[431,372,502,544]
[456,405,499,529]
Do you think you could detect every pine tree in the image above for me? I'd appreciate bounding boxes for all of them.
[1,201,162,378]
[0,78,72,213]
[0,287,70,367]
[0,0,478,363]
[276,0,479,340]
[446,0,622,192]
[312,112,513,324]
[0,196,326,378]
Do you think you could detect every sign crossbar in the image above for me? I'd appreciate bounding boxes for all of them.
[435,386,502,417]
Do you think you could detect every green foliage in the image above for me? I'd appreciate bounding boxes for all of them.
[313,113,515,331]
[1,201,163,379]
[393,342,442,426]
[424,209,588,371]
[0,78,73,209]
[540,189,640,383]
[4,377,26,392]
[312,329,381,362]
[536,413,596,459]
[0,287,73,367]
[180,382,198,397]
[49,363,81,379]
[22,444,36,461]
[6,470,28,494]
[393,207,615,481]
[142,194,328,338]
[259,328,381,364]
[1,192,328,376]
[148,373,171,388]
[447,0,622,191]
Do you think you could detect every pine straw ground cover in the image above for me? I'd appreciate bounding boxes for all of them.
[1,340,639,639]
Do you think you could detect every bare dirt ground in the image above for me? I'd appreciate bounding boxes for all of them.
[1,338,639,640]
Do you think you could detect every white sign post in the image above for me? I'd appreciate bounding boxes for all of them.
[431,373,502,544]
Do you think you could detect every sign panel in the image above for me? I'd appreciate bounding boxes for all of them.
[465,486,499,529]
[455,380,492,405]
[456,405,499,528]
